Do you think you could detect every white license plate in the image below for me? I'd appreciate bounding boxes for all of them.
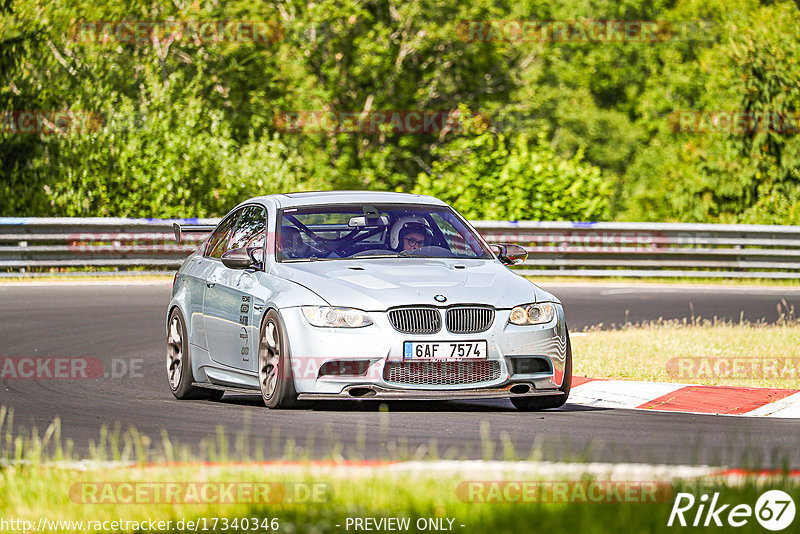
[403,340,488,360]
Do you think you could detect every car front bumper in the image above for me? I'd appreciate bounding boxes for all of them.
[279,304,569,398]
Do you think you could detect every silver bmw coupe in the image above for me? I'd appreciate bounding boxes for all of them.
[167,191,572,410]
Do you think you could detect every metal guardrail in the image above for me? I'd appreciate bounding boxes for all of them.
[474,221,800,278]
[0,217,214,271]
[1,218,800,278]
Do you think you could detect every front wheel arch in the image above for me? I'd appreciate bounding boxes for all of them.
[258,308,302,409]
[511,328,572,411]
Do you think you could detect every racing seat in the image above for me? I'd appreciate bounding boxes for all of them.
[280,226,306,259]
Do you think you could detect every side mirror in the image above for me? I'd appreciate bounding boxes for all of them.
[490,243,528,266]
[221,247,260,270]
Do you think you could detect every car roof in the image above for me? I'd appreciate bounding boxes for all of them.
[248,190,448,209]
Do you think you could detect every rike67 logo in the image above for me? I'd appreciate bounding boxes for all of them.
[668,490,796,531]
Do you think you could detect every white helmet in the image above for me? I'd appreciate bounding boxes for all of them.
[389,215,431,249]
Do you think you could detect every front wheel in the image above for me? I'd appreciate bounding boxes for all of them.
[511,329,572,411]
[166,308,224,401]
[258,310,301,409]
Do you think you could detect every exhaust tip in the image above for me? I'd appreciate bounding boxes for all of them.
[348,387,377,398]
[510,384,532,395]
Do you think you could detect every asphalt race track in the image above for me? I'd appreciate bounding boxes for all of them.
[1,281,799,467]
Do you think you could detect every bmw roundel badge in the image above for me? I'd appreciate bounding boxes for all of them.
[434,294,447,303]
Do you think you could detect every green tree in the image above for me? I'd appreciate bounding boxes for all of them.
[414,130,610,221]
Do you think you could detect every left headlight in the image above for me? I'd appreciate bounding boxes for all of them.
[301,306,373,328]
[508,303,556,325]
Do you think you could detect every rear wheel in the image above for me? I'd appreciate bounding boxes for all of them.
[166,308,224,401]
[258,310,300,409]
[511,329,572,411]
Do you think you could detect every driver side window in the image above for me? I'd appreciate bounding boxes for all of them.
[205,209,242,259]
[228,206,267,264]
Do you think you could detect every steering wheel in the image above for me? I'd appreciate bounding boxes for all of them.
[351,248,395,257]
[400,245,455,258]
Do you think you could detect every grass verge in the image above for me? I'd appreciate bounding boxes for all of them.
[572,316,800,388]
[1,462,798,533]
[1,411,797,533]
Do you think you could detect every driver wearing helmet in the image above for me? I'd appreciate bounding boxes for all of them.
[399,223,428,252]
[389,216,433,253]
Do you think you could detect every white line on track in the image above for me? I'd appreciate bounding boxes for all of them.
[540,282,800,293]
[26,460,800,483]
[745,391,800,418]
[569,380,685,410]
[0,280,172,287]
[35,459,720,480]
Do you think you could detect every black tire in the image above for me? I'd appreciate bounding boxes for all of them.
[258,310,301,409]
[166,308,225,401]
[511,329,572,411]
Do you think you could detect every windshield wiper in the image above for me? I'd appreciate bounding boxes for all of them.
[281,256,340,262]
[351,253,402,259]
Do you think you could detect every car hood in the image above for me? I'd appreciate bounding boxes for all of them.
[270,258,557,310]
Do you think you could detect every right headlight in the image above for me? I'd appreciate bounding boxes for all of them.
[508,303,556,325]
[301,306,373,328]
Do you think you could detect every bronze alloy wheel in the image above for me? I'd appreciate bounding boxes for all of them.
[166,312,185,392]
[258,310,300,408]
[166,308,223,401]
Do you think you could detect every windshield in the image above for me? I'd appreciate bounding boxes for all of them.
[277,204,493,262]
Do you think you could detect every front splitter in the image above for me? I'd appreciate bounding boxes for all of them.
[297,385,564,401]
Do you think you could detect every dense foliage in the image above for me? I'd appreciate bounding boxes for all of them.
[1,0,798,222]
